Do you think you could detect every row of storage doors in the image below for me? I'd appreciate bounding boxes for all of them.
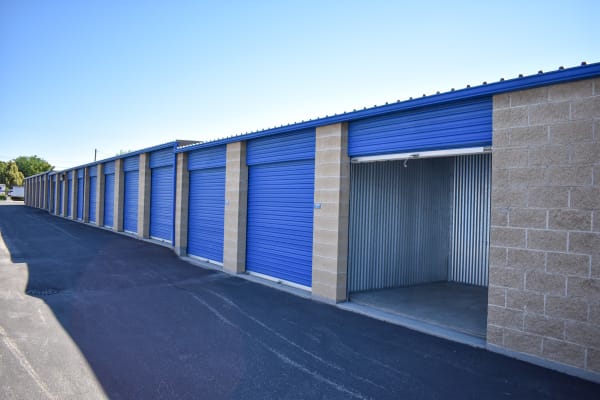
[186,129,315,289]
[67,152,173,242]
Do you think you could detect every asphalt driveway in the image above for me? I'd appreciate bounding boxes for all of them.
[0,203,598,399]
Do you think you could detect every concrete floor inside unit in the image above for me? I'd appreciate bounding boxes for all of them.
[349,282,488,339]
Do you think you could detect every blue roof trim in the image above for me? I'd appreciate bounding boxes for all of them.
[177,62,600,153]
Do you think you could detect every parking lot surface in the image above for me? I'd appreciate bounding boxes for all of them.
[0,203,598,399]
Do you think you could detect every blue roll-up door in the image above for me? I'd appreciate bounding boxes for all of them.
[67,173,73,217]
[246,129,315,288]
[123,156,139,233]
[104,174,115,227]
[187,146,226,262]
[124,171,139,233]
[89,166,97,223]
[50,176,56,213]
[348,97,492,157]
[89,176,97,222]
[77,169,84,220]
[150,166,173,242]
[59,182,63,215]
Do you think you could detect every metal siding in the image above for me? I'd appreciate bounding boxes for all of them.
[123,171,139,233]
[123,156,139,172]
[89,166,97,177]
[104,161,115,174]
[188,167,225,262]
[77,177,84,220]
[246,128,316,165]
[50,176,56,213]
[77,169,84,178]
[150,148,174,168]
[188,145,226,170]
[246,160,315,287]
[348,158,453,293]
[348,97,492,157]
[449,154,491,287]
[150,166,173,242]
[104,173,115,228]
[89,176,97,222]
[59,183,63,215]
[67,174,73,217]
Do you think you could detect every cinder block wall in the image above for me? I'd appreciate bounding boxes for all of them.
[488,77,600,377]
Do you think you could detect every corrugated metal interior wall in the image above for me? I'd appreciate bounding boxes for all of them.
[348,158,452,292]
[449,154,491,286]
[348,153,490,293]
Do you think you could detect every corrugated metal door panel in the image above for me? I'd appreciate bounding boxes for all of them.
[150,148,173,168]
[247,128,315,165]
[77,169,84,178]
[246,159,315,287]
[104,161,115,174]
[348,158,453,293]
[449,154,491,287]
[77,177,84,220]
[150,166,173,242]
[67,174,73,217]
[123,156,139,171]
[348,97,492,157]
[89,176,97,222]
[104,173,115,228]
[59,183,63,215]
[187,167,225,262]
[188,145,226,170]
[123,171,139,233]
[89,166,97,177]
[50,177,56,213]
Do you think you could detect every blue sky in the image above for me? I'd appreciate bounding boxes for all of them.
[1,0,598,170]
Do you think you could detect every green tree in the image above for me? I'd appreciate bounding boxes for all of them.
[3,161,24,188]
[14,155,53,177]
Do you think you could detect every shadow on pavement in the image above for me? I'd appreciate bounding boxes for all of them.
[1,204,599,399]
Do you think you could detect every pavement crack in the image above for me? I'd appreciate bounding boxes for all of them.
[172,285,371,400]
[204,289,386,390]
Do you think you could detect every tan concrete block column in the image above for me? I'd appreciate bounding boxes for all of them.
[83,168,90,223]
[138,153,151,238]
[114,159,125,231]
[223,141,248,274]
[174,152,189,256]
[70,171,78,220]
[95,164,104,227]
[311,123,350,303]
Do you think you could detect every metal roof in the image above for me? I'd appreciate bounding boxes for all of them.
[54,140,192,174]
[176,61,600,153]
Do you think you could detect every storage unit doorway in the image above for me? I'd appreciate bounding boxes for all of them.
[103,161,115,228]
[346,97,492,338]
[246,129,316,289]
[76,169,84,220]
[123,156,139,234]
[89,166,97,223]
[67,171,73,218]
[187,145,226,264]
[149,148,175,243]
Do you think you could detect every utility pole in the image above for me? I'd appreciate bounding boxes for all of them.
[94,148,97,162]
